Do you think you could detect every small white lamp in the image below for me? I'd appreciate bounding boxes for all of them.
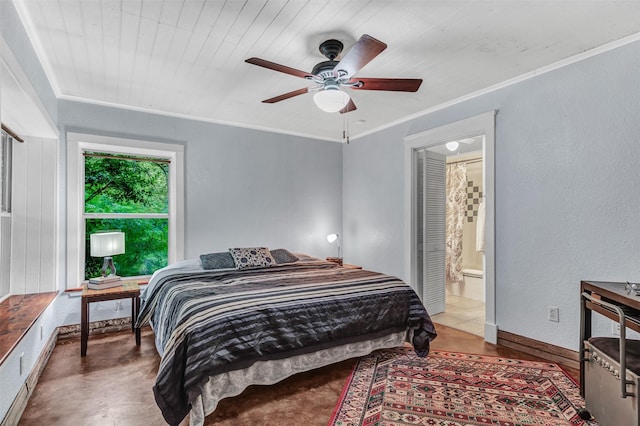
[90,231,125,281]
[326,233,342,265]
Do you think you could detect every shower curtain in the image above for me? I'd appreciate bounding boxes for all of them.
[446,163,467,282]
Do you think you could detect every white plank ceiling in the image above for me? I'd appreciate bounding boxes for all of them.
[14,0,640,141]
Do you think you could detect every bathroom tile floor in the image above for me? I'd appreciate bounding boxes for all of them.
[432,294,485,337]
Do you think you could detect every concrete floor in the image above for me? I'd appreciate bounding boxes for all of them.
[18,324,578,426]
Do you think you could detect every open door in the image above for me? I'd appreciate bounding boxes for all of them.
[416,149,446,314]
[405,111,497,342]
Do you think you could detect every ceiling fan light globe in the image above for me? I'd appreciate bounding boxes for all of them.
[313,88,350,113]
[445,141,459,151]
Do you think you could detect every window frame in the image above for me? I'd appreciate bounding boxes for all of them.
[67,133,184,288]
[1,129,13,214]
[0,129,13,301]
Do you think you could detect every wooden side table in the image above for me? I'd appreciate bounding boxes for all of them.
[342,263,363,269]
[81,281,141,356]
[326,257,362,269]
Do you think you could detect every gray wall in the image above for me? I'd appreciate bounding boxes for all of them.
[58,100,343,261]
[344,40,640,351]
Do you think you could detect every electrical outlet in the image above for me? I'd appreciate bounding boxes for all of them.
[612,322,621,336]
[548,306,559,322]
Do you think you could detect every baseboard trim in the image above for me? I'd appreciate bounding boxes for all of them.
[497,330,580,371]
[1,328,58,426]
[57,316,133,340]
[484,322,498,344]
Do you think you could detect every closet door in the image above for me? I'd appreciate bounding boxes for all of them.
[416,149,446,314]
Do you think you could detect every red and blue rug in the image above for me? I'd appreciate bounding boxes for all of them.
[329,347,596,425]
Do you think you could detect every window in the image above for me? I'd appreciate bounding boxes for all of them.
[1,129,13,300]
[83,152,170,278]
[67,133,184,287]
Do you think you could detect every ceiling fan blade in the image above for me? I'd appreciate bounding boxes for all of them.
[245,58,313,79]
[262,87,309,103]
[350,78,422,92]
[334,34,387,78]
[339,99,357,114]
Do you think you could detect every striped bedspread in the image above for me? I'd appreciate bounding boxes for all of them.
[136,259,436,425]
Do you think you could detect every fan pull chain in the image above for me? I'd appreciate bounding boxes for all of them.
[343,115,350,144]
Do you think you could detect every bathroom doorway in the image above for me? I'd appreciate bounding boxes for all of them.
[436,139,485,337]
[404,111,497,343]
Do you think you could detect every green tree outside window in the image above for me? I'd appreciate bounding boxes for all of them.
[84,153,169,278]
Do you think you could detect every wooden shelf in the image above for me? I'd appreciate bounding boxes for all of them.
[584,300,640,334]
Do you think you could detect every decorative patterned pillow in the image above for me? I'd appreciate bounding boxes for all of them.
[228,247,275,270]
[200,252,236,270]
[270,248,299,264]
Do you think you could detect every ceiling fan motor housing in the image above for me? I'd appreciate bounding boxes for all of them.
[311,60,339,76]
[312,39,345,76]
[318,39,344,60]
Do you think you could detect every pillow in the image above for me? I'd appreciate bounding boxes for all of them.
[200,252,236,270]
[228,247,275,270]
[164,258,202,271]
[270,248,299,264]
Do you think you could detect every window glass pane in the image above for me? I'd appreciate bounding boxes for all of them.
[0,132,4,211]
[84,154,168,214]
[85,218,168,278]
[1,131,12,213]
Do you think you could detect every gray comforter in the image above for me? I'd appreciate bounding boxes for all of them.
[136,258,436,425]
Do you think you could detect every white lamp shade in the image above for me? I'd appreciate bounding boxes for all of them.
[90,232,125,257]
[313,88,350,113]
[327,233,339,243]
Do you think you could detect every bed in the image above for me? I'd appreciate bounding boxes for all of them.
[136,249,437,426]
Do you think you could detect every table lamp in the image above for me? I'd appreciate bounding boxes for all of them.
[326,233,342,266]
[90,231,125,282]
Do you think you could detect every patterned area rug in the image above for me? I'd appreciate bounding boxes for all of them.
[329,347,596,426]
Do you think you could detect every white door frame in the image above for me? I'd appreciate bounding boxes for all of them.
[404,111,497,343]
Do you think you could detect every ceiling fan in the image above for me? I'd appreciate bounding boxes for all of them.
[245,34,422,114]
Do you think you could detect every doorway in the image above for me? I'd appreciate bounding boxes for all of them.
[404,111,497,343]
[430,139,485,336]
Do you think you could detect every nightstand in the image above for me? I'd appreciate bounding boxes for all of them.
[326,257,362,269]
[342,263,363,269]
[81,281,141,356]
[326,256,343,266]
